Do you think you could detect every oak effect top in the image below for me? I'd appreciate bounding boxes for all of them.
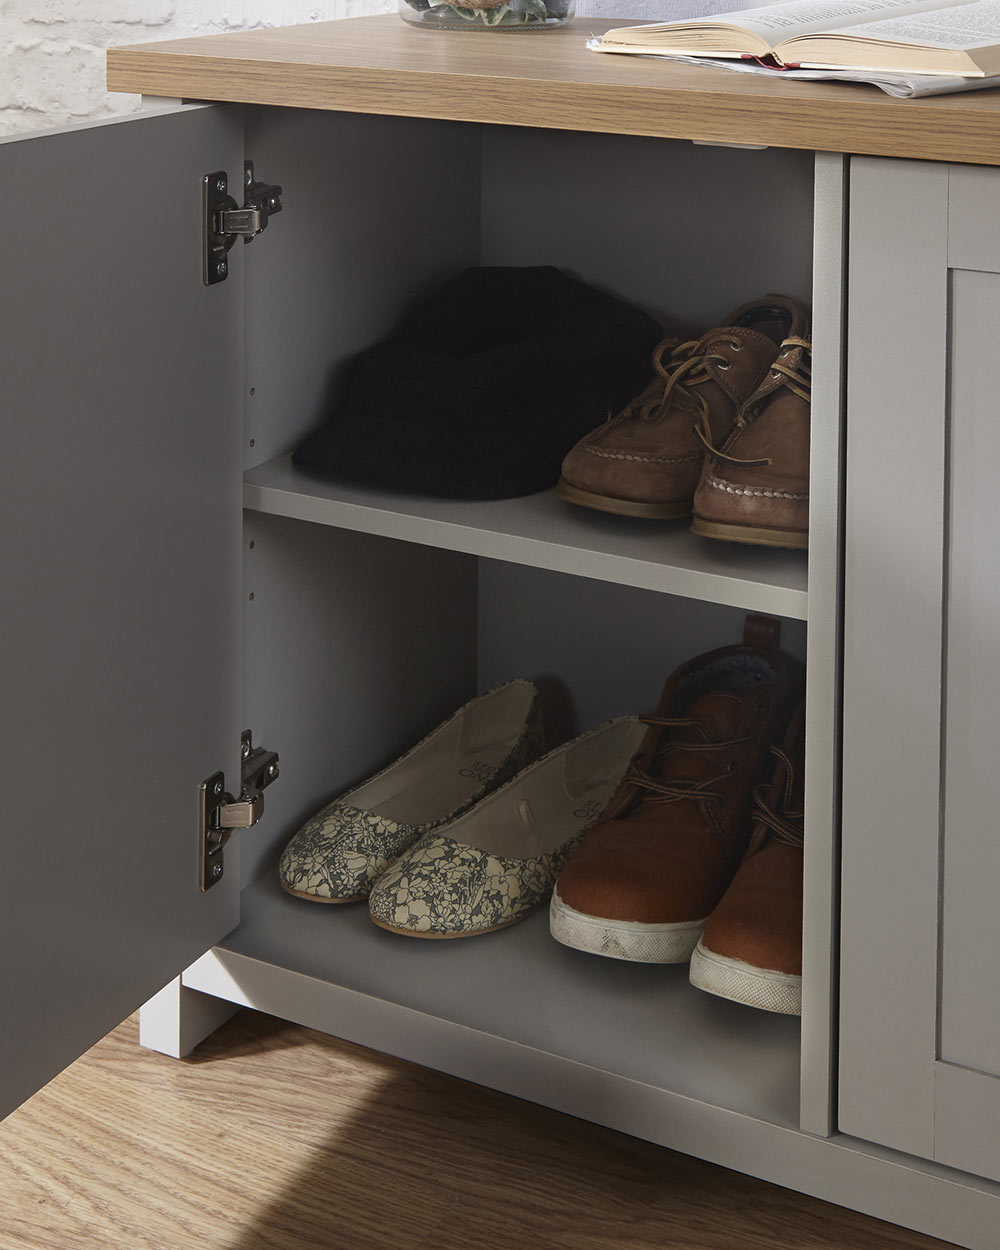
[107,14,1000,165]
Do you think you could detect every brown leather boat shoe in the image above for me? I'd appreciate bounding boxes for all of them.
[556,297,802,520]
[691,321,811,550]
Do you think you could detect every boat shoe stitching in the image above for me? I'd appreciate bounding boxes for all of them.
[704,473,808,501]
[584,446,702,464]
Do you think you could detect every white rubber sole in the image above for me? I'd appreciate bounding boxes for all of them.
[689,940,802,1016]
[549,889,706,964]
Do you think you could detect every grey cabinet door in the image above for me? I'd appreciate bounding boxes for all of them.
[840,156,1000,1181]
[0,104,244,1118]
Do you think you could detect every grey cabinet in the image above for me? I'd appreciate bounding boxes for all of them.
[0,105,245,1120]
[841,156,1000,1186]
[4,93,1000,1250]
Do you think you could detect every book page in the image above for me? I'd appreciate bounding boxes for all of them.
[802,0,1000,45]
[638,49,1000,92]
[666,0,974,41]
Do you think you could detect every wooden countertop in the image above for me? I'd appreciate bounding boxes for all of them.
[107,14,1000,165]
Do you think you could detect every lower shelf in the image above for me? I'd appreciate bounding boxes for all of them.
[187,871,800,1130]
[179,873,1000,1248]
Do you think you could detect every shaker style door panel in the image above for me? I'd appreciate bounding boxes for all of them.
[0,105,244,1119]
[840,157,1000,1181]
[934,262,1000,1180]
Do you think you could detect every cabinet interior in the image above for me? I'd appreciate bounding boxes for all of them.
[213,105,828,1141]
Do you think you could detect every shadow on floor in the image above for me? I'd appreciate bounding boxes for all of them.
[181,1009,312,1065]
[188,1011,947,1250]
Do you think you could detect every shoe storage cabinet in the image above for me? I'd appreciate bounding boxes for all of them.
[4,20,1000,1249]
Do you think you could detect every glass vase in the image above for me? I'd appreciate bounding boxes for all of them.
[399,0,574,31]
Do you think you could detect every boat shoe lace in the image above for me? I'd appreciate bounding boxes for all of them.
[751,744,805,848]
[616,335,745,426]
[624,714,753,805]
[693,336,813,468]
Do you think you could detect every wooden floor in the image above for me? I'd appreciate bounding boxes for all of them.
[0,1010,952,1250]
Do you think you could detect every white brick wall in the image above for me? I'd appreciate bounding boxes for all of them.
[0,0,391,136]
[1,0,759,136]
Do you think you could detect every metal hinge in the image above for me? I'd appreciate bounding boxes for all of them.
[199,730,280,890]
[202,161,283,286]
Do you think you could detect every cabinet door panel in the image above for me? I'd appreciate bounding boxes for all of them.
[840,157,1000,1182]
[939,268,1000,1083]
[839,157,947,1161]
[0,105,244,1118]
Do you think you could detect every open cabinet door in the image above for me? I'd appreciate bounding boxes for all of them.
[0,104,245,1118]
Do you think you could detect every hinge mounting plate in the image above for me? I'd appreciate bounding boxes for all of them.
[202,161,283,286]
[199,730,279,890]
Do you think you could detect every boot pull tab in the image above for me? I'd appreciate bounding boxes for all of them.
[744,614,782,651]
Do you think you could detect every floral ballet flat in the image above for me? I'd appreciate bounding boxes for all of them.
[278,679,544,904]
[367,716,646,938]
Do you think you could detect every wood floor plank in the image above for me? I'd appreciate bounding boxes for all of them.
[0,1011,952,1250]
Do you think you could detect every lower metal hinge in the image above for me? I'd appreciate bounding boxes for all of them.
[199,730,280,890]
[202,160,283,286]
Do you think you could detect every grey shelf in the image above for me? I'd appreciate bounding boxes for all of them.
[185,871,801,1131]
[243,456,809,620]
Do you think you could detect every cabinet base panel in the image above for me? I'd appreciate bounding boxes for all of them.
[139,977,240,1058]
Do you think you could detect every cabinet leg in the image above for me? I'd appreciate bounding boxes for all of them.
[138,976,240,1058]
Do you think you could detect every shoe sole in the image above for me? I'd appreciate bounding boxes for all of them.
[549,889,706,964]
[690,515,808,550]
[556,479,692,520]
[369,900,544,940]
[689,939,802,1015]
[280,881,367,905]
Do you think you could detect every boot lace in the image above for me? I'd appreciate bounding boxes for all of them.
[752,745,804,847]
[624,714,753,805]
[617,335,744,426]
[694,336,813,467]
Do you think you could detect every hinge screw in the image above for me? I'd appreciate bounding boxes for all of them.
[212,863,223,878]
[215,177,226,193]
[213,779,223,795]
[245,167,253,186]
[216,261,227,277]
[241,740,251,759]
[267,763,278,778]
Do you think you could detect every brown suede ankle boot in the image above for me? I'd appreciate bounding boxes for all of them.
[691,322,811,549]
[689,700,806,1014]
[556,297,801,520]
[549,618,802,963]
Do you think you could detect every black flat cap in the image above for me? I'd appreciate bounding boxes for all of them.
[292,266,662,500]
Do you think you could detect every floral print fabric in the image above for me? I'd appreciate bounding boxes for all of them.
[368,829,586,936]
[279,804,426,902]
[278,688,544,902]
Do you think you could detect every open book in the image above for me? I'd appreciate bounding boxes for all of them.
[593,0,1000,77]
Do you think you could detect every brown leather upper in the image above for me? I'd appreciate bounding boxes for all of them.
[699,700,806,975]
[693,310,811,537]
[555,635,803,925]
[559,297,802,509]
